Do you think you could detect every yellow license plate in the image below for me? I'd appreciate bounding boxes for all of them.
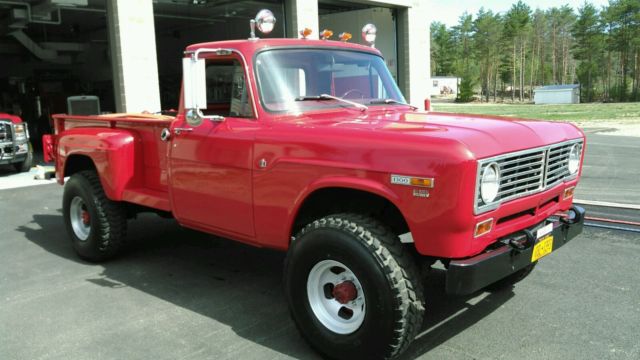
[531,235,554,262]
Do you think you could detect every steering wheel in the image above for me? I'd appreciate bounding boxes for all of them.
[341,89,365,99]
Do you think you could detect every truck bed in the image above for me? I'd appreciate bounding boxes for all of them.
[52,113,175,211]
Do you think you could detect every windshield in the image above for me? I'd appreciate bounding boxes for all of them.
[255,49,406,113]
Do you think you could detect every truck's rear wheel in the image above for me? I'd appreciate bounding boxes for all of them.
[284,214,424,360]
[63,170,127,262]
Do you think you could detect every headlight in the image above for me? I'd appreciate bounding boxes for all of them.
[480,162,500,204]
[13,124,27,142]
[568,144,581,174]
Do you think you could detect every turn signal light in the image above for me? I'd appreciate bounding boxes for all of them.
[300,28,312,39]
[563,186,575,200]
[320,29,333,40]
[339,32,352,42]
[410,177,434,188]
[474,218,493,238]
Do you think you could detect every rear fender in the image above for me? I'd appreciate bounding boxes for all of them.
[57,128,138,200]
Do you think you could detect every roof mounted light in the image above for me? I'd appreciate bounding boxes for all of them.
[249,9,276,40]
[300,27,313,39]
[320,29,333,40]
[362,24,377,47]
[339,32,352,42]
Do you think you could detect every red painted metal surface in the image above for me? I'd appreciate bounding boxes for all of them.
[0,113,23,124]
[49,39,585,259]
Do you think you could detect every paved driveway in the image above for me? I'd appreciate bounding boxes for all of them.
[575,133,640,205]
[1,184,639,360]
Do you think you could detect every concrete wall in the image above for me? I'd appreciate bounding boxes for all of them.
[107,0,161,113]
[394,1,430,108]
[285,0,319,39]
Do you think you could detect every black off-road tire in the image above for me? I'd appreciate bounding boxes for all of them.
[14,144,33,173]
[284,214,425,360]
[486,262,537,291]
[63,170,127,262]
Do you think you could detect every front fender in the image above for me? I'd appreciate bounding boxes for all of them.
[293,175,403,214]
[285,174,407,235]
[57,128,138,200]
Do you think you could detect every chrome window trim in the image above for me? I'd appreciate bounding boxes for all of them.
[474,138,584,215]
[183,47,259,120]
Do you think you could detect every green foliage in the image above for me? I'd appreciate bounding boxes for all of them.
[430,22,456,76]
[430,1,640,103]
[572,3,604,102]
[456,76,476,102]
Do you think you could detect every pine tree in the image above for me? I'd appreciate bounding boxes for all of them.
[572,3,604,102]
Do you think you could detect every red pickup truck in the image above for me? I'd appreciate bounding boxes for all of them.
[44,15,585,360]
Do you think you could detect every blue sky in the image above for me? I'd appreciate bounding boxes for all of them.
[431,0,611,26]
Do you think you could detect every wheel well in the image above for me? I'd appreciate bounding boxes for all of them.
[292,187,410,237]
[64,155,96,177]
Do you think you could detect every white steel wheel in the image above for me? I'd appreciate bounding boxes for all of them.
[307,259,366,334]
[69,196,91,241]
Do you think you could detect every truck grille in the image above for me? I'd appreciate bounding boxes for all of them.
[475,139,583,214]
[0,121,12,142]
[545,142,578,186]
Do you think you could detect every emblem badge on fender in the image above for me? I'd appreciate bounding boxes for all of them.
[413,189,430,198]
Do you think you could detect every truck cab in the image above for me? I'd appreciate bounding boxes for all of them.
[45,10,585,360]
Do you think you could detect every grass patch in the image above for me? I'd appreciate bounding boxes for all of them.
[432,102,640,123]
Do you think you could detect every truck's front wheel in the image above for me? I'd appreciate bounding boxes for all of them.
[63,170,127,262]
[14,143,33,173]
[284,214,424,360]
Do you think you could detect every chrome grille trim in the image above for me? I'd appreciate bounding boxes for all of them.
[0,121,13,143]
[475,138,584,214]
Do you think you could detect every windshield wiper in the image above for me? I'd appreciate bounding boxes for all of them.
[369,98,418,110]
[295,94,368,112]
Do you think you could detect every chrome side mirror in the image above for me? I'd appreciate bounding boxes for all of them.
[182,56,207,111]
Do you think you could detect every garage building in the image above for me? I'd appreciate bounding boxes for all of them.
[0,0,430,147]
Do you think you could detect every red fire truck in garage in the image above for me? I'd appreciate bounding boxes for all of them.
[0,112,33,172]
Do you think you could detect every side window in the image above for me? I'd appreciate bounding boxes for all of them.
[204,59,253,118]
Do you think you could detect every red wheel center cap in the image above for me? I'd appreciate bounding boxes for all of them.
[81,210,90,225]
[333,281,358,304]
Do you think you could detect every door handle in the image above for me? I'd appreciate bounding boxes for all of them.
[174,127,193,135]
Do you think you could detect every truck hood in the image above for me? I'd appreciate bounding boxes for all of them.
[273,109,584,159]
[0,113,23,125]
